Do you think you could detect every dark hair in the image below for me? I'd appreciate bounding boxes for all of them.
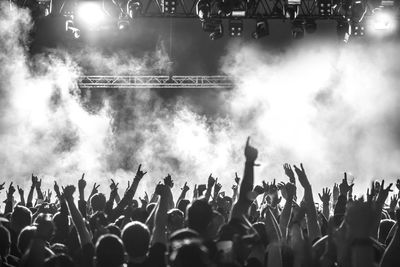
[11,205,32,231]
[122,221,150,258]
[106,224,121,238]
[44,254,75,267]
[168,208,184,233]
[18,225,37,254]
[170,239,211,267]
[95,234,125,267]
[0,225,11,257]
[90,193,107,212]
[187,199,213,235]
[177,199,190,215]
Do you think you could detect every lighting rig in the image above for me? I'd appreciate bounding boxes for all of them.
[8,0,400,42]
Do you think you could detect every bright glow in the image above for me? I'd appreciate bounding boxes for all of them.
[367,9,397,35]
[76,2,106,29]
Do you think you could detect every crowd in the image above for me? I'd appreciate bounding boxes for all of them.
[0,137,399,267]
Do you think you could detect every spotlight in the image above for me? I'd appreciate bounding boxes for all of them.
[76,1,107,29]
[352,23,365,36]
[252,19,269,39]
[127,0,142,19]
[229,19,243,37]
[117,15,130,30]
[367,7,397,33]
[202,19,224,40]
[284,0,301,20]
[291,20,304,39]
[196,0,211,22]
[65,20,81,39]
[305,19,317,34]
[162,0,177,14]
[336,20,351,42]
[318,0,332,16]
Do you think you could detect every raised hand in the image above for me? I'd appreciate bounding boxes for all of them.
[0,182,5,191]
[62,185,76,200]
[78,173,87,192]
[253,185,265,195]
[214,180,222,195]
[232,184,238,193]
[90,183,100,197]
[389,194,399,212]
[293,163,310,189]
[110,179,119,191]
[163,174,174,188]
[17,185,24,196]
[207,174,216,188]
[285,182,296,200]
[134,164,147,181]
[396,179,400,191]
[332,183,339,202]
[244,137,258,163]
[376,180,393,205]
[283,163,296,184]
[31,173,38,186]
[198,184,207,196]
[339,172,353,196]
[155,183,167,196]
[181,182,189,192]
[234,172,240,185]
[318,188,331,205]
[6,182,15,197]
[54,181,61,198]
[125,181,130,193]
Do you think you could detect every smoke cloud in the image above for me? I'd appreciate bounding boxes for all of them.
[1,3,400,201]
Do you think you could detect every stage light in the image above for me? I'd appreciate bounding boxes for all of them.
[117,15,130,30]
[284,0,301,20]
[65,20,81,39]
[76,1,107,29]
[196,0,211,22]
[202,19,224,40]
[305,19,317,34]
[162,0,177,14]
[127,0,142,19]
[229,19,243,37]
[367,8,397,34]
[291,20,304,39]
[336,20,351,42]
[252,19,269,39]
[318,0,332,16]
[352,23,365,36]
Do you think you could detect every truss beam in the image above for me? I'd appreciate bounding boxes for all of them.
[78,76,234,89]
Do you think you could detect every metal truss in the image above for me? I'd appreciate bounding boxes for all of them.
[77,76,234,89]
[112,0,381,20]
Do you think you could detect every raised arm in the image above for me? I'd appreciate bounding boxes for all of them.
[4,182,16,214]
[27,174,37,207]
[17,185,26,206]
[78,173,87,219]
[230,137,258,220]
[151,183,170,245]
[294,163,321,241]
[380,210,400,267]
[279,182,296,239]
[318,187,331,219]
[205,174,216,202]
[63,185,92,246]
[177,182,189,207]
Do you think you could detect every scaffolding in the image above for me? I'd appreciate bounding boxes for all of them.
[77,75,234,89]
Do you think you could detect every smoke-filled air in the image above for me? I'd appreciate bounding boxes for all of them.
[1,2,400,198]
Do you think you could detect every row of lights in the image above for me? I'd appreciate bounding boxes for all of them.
[64,0,398,41]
